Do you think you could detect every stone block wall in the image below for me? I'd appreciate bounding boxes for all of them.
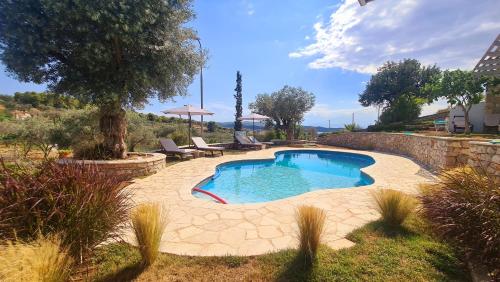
[318,133,498,178]
[468,141,500,182]
[58,152,166,178]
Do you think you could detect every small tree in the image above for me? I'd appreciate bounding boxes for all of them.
[0,0,203,159]
[359,59,440,124]
[234,71,243,133]
[425,70,486,134]
[250,86,315,140]
[207,121,218,133]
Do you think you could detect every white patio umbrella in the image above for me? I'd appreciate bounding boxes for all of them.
[238,113,270,142]
[162,105,214,147]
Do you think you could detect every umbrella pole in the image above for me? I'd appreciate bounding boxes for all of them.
[252,119,255,143]
[188,113,192,148]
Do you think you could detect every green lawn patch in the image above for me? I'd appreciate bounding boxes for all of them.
[91,216,469,281]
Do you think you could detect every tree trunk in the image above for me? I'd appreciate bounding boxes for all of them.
[285,126,293,140]
[99,106,127,159]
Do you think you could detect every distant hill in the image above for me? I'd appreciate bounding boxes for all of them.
[216,122,342,133]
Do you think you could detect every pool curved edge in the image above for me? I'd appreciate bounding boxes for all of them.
[192,149,377,205]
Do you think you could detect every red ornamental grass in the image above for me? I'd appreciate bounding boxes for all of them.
[419,166,499,278]
[0,160,132,262]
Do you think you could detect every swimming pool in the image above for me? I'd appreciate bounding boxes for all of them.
[193,150,375,204]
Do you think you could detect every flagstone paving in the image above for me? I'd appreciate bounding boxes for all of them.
[124,146,435,256]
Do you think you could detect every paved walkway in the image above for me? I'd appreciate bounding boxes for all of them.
[124,146,435,256]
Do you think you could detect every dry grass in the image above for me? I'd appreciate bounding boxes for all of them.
[0,236,73,282]
[372,189,416,226]
[131,203,168,267]
[295,205,326,265]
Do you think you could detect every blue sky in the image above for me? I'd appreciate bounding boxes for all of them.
[1,0,499,127]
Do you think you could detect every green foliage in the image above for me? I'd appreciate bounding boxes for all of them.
[0,161,131,262]
[207,121,218,133]
[420,166,499,279]
[13,91,82,109]
[170,127,190,146]
[360,59,440,124]
[360,59,440,107]
[250,85,315,140]
[344,123,360,132]
[379,95,425,124]
[423,69,487,133]
[0,0,204,157]
[234,71,243,132]
[126,111,157,152]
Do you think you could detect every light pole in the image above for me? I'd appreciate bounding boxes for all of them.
[195,38,204,136]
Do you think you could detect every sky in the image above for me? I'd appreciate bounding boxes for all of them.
[0,0,499,128]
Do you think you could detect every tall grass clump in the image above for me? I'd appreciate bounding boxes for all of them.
[131,203,168,266]
[0,236,73,282]
[296,205,326,266]
[420,166,499,279]
[372,189,416,226]
[0,160,131,263]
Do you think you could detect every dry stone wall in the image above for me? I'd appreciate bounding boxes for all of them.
[58,152,166,178]
[468,141,500,181]
[319,133,499,182]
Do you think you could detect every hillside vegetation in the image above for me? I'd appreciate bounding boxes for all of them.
[0,92,233,160]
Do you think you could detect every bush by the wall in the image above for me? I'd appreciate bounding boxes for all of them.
[420,166,499,279]
[0,161,131,263]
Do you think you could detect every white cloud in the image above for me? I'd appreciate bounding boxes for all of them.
[242,0,255,16]
[290,0,500,73]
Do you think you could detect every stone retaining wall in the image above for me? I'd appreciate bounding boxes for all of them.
[319,133,499,180]
[468,141,500,180]
[58,152,166,178]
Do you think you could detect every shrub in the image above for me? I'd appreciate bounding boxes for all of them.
[296,205,326,266]
[170,129,189,146]
[0,161,131,262]
[0,235,73,282]
[344,123,360,132]
[73,142,113,160]
[131,203,168,266]
[420,166,499,278]
[372,189,416,226]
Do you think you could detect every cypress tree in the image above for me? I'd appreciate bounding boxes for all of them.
[234,71,243,132]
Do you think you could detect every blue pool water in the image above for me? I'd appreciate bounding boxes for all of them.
[193,150,375,204]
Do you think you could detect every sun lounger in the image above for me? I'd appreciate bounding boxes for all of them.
[159,138,195,159]
[235,135,265,149]
[248,136,274,146]
[191,137,224,156]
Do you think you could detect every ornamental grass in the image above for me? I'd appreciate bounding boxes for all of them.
[131,202,168,267]
[420,166,499,279]
[0,235,73,282]
[372,189,416,226]
[296,205,326,266]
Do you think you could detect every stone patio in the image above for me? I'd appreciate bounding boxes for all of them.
[124,146,435,256]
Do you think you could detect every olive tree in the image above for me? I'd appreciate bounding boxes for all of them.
[0,0,203,158]
[250,86,315,140]
[424,70,488,134]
